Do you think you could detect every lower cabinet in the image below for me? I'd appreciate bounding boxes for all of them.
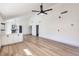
[2,34,23,46]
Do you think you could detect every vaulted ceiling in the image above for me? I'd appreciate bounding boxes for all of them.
[0,3,55,20]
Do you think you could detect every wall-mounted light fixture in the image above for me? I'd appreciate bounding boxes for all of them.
[71,24,74,27]
[59,16,61,19]
[61,10,68,14]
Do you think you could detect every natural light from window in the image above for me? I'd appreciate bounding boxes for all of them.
[24,49,32,56]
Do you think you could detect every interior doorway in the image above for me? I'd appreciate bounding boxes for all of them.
[19,25,22,33]
[36,25,39,37]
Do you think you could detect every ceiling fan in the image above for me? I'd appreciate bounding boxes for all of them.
[32,3,53,15]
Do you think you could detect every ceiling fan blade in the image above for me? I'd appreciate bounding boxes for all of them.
[37,13,41,15]
[43,12,47,15]
[32,10,40,12]
[44,9,52,12]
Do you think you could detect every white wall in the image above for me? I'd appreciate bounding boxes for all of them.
[29,4,79,47]
[5,15,30,34]
[0,16,4,47]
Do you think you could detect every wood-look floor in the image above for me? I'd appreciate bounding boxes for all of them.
[0,35,79,56]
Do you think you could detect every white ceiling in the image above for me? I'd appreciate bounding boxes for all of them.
[0,3,55,20]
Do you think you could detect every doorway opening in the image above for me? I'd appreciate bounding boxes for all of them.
[19,25,22,33]
[36,25,39,37]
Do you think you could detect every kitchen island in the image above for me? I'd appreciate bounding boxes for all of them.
[0,33,23,46]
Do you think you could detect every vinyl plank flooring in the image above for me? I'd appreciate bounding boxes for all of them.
[0,35,79,56]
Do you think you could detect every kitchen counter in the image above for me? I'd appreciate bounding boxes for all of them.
[0,33,23,46]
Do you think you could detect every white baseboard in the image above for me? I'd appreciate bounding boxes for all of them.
[39,33,79,48]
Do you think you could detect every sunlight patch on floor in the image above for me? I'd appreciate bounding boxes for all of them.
[24,49,32,56]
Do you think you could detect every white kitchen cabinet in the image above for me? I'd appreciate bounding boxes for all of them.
[2,34,23,46]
